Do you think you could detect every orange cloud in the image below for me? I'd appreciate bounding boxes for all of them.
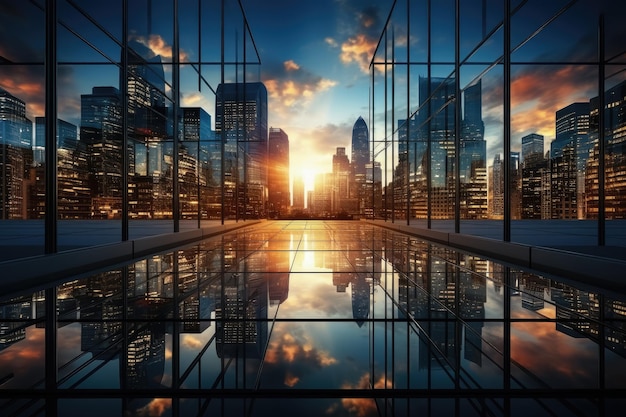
[509,65,595,138]
[136,398,172,417]
[340,374,392,417]
[264,69,337,118]
[340,34,378,74]
[182,334,203,349]
[284,372,300,387]
[131,34,189,62]
[510,321,597,382]
[284,60,300,71]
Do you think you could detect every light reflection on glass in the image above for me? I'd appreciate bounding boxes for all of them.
[1,221,625,416]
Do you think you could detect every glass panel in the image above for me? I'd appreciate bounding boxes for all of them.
[510,61,598,244]
[1,221,625,416]
[0,1,45,261]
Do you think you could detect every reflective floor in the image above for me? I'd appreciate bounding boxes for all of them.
[1,220,625,416]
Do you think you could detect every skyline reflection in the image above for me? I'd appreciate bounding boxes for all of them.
[1,220,625,416]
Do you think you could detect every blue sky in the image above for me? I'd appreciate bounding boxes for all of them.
[242,0,392,185]
[1,0,625,189]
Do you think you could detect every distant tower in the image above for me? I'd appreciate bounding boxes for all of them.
[521,133,544,163]
[351,116,369,177]
[292,176,304,210]
[268,127,290,217]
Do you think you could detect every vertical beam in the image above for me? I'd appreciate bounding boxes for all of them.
[220,0,225,225]
[173,0,180,232]
[384,30,388,221]
[503,0,512,242]
[368,60,372,219]
[45,286,58,417]
[405,0,411,225]
[598,15,605,246]
[45,0,58,255]
[427,0,432,229]
[454,0,461,234]
[122,0,129,241]
[391,27,396,224]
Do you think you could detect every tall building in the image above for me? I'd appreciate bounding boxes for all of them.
[351,116,369,177]
[521,133,544,163]
[1,87,33,219]
[268,127,290,217]
[215,82,268,218]
[553,103,590,219]
[80,86,123,219]
[33,118,90,219]
[489,154,504,219]
[126,41,171,219]
[292,176,305,210]
[520,134,546,219]
[180,107,214,219]
[586,80,626,219]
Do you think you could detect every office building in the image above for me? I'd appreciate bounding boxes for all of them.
[215,82,268,218]
[267,127,290,217]
[1,2,626,416]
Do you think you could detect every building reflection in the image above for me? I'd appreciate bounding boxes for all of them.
[1,224,626,416]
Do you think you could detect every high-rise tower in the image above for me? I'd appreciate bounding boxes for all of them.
[351,116,369,177]
[268,127,289,217]
[216,82,268,218]
[0,87,32,219]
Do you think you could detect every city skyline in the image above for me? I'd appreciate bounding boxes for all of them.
[3,1,623,193]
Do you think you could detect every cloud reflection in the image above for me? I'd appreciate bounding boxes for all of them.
[135,398,172,417]
[339,373,392,417]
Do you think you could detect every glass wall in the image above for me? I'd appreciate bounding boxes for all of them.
[372,0,626,248]
[0,0,261,262]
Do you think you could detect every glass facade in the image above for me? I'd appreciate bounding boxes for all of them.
[1,1,626,415]
[1,221,625,416]
[371,0,626,248]
[0,0,261,261]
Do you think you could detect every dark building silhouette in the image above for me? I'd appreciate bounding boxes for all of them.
[268,127,290,217]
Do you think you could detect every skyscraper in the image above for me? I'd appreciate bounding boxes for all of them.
[553,102,590,219]
[34,118,90,219]
[215,82,268,218]
[521,133,544,163]
[268,127,290,217]
[292,176,305,210]
[0,87,32,219]
[520,134,548,219]
[80,86,123,218]
[351,116,369,177]
[586,80,626,219]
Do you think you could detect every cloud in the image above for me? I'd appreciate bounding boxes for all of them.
[325,37,339,48]
[262,60,337,118]
[339,373,393,417]
[265,330,338,368]
[284,60,300,71]
[340,34,379,74]
[130,34,189,62]
[481,64,596,143]
[135,398,172,417]
[181,92,204,106]
[182,334,203,349]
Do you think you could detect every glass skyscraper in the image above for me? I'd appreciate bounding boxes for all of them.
[1,2,626,415]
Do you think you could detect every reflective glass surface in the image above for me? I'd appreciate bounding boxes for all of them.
[1,221,625,416]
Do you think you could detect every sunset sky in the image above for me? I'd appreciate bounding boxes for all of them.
[1,0,624,193]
